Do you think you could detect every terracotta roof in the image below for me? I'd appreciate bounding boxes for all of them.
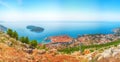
[50,35,73,43]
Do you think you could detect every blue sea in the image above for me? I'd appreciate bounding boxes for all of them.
[1,21,120,43]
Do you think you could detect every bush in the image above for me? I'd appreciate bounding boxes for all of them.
[7,29,13,37]
[24,37,29,44]
[7,28,39,48]
[7,29,18,40]
[19,37,25,43]
[30,40,38,48]
[12,31,18,40]
[19,36,29,44]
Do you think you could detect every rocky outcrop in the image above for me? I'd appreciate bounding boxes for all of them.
[96,45,120,62]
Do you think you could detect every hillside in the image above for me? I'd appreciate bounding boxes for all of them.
[0,32,79,62]
[1,30,120,62]
[0,31,34,62]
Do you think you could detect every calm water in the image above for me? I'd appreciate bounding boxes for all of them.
[1,22,120,43]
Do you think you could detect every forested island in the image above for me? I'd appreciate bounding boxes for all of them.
[26,25,44,33]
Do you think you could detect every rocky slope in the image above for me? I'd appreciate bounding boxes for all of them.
[0,32,79,62]
[1,31,120,62]
[96,45,120,62]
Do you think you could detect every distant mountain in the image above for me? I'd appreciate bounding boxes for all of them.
[0,25,7,32]
[26,25,44,33]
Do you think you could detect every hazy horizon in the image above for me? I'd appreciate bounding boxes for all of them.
[0,0,120,22]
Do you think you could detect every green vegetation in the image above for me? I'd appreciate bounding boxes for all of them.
[7,29,18,40]
[59,40,120,54]
[37,44,49,51]
[19,37,29,44]
[7,28,38,48]
[12,31,18,40]
[30,40,38,48]
[7,29,13,37]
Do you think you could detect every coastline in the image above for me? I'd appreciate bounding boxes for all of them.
[1,22,120,43]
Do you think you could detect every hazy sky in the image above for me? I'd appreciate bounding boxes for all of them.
[0,0,120,22]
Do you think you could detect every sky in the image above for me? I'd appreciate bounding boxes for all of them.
[0,0,120,22]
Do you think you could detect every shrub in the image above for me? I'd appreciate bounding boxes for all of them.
[7,29,18,40]
[7,29,13,37]
[30,40,38,48]
[12,31,18,40]
[19,37,29,44]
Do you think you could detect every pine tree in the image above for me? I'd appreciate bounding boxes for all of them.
[19,36,30,44]
[12,31,18,40]
[24,37,29,44]
[19,37,25,43]
[7,29,13,37]
[30,40,38,48]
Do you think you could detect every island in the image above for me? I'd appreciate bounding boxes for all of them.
[26,25,44,33]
